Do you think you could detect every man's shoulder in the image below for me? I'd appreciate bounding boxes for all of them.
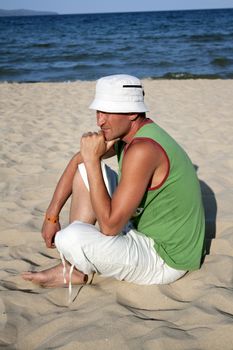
[125,138,164,164]
[129,137,165,155]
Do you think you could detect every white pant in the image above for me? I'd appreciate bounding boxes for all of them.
[55,163,186,285]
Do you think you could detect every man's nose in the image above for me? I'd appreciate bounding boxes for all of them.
[97,111,107,126]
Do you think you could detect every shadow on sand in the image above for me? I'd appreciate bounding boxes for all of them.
[195,165,217,255]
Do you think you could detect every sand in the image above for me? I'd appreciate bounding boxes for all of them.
[0,79,233,349]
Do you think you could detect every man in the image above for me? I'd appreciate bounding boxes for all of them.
[22,74,205,289]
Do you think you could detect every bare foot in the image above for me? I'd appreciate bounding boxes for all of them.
[21,263,86,288]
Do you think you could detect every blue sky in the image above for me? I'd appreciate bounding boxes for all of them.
[0,0,233,14]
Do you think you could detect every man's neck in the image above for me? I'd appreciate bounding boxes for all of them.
[122,117,147,144]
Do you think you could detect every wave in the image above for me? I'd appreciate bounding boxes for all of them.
[0,67,21,76]
[189,34,225,42]
[30,43,57,48]
[211,57,233,67]
[152,72,225,79]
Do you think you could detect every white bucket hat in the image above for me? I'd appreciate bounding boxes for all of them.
[89,74,148,113]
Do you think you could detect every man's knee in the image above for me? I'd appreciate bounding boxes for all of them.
[55,221,97,253]
[55,222,82,253]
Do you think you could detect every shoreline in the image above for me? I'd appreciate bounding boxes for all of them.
[1,75,233,84]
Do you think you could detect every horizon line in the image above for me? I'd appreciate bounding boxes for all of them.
[1,7,233,16]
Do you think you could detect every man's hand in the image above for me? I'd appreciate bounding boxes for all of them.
[80,131,116,162]
[41,219,61,248]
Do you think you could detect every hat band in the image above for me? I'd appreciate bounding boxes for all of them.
[123,85,142,88]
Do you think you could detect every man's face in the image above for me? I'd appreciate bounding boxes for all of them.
[96,111,133,141]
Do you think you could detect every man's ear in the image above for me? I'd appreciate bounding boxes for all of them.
[129,113,139,121]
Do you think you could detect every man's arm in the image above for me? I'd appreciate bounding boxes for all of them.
[81,133,163,235]
[42,151,83,248]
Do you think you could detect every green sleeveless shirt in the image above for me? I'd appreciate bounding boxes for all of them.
[116,119,205,271]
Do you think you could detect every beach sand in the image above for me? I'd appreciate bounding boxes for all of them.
[0,80,233,349]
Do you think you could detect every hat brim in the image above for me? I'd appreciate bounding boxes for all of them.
[89,100,149,113]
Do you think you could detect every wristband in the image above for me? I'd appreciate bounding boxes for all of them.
[45,214,59,224]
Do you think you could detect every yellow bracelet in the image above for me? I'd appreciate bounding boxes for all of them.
[45,214,59,224]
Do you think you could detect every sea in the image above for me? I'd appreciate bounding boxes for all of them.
[0,8,233,82]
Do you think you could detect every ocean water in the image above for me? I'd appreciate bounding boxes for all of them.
[0,8,233,82]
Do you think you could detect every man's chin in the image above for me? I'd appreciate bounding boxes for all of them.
[103,132,112,141]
